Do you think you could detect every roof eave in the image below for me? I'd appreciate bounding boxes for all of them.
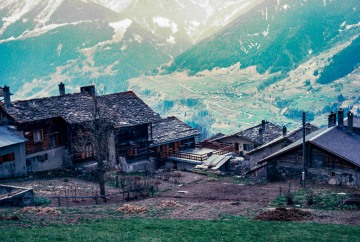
[150,134,199,147]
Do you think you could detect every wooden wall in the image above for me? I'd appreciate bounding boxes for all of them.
[19,118,66,155]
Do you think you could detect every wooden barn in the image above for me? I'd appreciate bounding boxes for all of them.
[248,111,360,187]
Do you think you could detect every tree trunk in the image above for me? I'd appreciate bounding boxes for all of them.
[98,160,106,200]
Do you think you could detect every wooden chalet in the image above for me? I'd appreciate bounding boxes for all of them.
[0,84,200,175]
[245,124,319,168]
[248,110,360,187]
[150,117,201,168]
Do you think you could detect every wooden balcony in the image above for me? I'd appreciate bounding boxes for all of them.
[169,143,234,162]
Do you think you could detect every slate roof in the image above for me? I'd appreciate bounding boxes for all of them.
[258,128,329,164]
[233,121,283,145]
[247,124,319,155]
[259,126,360,167]
[310,127,360,167]
[0,126,27,148]
[2,91,162,127]
[151,117,201,146]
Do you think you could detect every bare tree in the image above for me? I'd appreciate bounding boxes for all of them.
[72,95,114,198]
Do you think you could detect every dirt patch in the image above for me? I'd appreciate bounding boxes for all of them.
[1,174,360,226]
[255,208,312,221]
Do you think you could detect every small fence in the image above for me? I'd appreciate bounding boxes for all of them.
[37,186,157,207]
[34,175,158,207]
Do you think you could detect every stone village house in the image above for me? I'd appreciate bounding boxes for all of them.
[247,110,360,187]
[0,84,199,178]
[211,120,284,156]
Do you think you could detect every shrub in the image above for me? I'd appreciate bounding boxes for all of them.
[34,197,52,206]
[306,190,315,206]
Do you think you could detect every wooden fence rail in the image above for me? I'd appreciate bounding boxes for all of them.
[36,186,157,206]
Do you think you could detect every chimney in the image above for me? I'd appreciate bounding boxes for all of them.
[282,125,287,136]
[337,108,344,127]
[3,85,12,106]
[261,120,266,132]
[80,85,96,96]
[259,127,263,143]
[305,123,311,135]
[328,111,336,128]
[59,82,65,96]
[347,111,354,133]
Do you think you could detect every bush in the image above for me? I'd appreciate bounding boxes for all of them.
[306,191,314,206]
[34,197,52,206]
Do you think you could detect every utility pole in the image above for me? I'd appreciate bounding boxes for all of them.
[302,112,306,188]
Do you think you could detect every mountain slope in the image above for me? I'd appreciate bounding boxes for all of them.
[166,0,360,75]
[0,0,173,98]
[318,35,360,84]
[98,0,264,44]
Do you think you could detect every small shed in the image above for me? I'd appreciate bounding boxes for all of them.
[0,126,27,178]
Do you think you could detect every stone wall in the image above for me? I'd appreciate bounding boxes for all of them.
[0,185,34,207]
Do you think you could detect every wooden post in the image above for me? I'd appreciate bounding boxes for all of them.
[116,175,119,188]
[302,112,306,188]
[95,190,98,205]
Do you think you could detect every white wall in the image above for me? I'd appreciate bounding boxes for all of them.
[0,143,27,178]
[26,147,65,172]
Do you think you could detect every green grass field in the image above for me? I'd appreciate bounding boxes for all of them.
[1,217,360,242]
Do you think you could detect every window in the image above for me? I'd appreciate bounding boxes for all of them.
[243,144,254,151]
[50,133,61,148]
[0,153,15,163]
[50,135,56,148]
[33,130,43,142]
[25,154,48,164]
[85,143,94,158]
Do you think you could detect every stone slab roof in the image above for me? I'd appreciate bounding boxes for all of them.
[233,121,283,145]
[201,133,225,143]
[0,126,27,148]
[151,117,200,147]
[2,91,162,127]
